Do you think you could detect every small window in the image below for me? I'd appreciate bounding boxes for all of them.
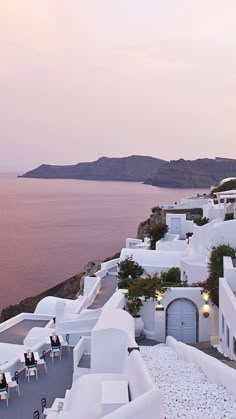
[222,314,225,334]
[226,325,230,348]
[233,337,236,356]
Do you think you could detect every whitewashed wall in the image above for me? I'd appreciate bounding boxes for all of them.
[219,258,236,360]
[140,288,217,343]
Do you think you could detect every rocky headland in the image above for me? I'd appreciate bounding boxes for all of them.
[19,155,166,182]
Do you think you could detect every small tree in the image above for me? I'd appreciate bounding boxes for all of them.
[148,223,169,250]
[160,267,181,286]
[118,257,144,280]
[203,244,235,306]
[124,275,168,317]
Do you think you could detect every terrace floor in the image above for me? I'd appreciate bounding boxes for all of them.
[0,272,118,418]
[88,274,117,309]
[0,320,49,345]
[0,349,73,419]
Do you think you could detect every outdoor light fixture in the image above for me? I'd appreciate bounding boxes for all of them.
[203,303,210,318]
[202,291,209,304]
[155,293,165,311]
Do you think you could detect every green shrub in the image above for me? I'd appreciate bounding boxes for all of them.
[224,213,234,221]
[194,217,209,226]
[160,267,181,285]
[203,244,235,306]
[118,257,144,280]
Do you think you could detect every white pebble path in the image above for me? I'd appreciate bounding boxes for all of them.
[140,344,236,419]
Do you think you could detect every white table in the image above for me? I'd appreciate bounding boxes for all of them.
[20,352,39,363]
[101,380,129,416]
[4,372,12,384]
[43,398,64,418]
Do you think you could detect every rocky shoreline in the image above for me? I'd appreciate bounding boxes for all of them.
[0,256,119,323]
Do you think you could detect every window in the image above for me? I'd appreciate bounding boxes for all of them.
[222,314,225,334]
[226,325,230,348]
[233,337,236,356]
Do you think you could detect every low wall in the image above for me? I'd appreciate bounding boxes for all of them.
[166,336,236,397]
[219,278,236,360]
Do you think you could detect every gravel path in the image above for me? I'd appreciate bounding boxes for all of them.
[140,344,236,419]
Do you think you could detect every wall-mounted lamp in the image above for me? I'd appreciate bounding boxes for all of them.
[203,303,210,318]
[155,293,165,311]
[202,291,209,304]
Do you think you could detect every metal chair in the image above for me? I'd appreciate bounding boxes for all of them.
[37,351,47,373]
[8,371,20,396]
[51,346,62,362]
[26,364,38,382]
[41,397,54,418]
[33,410,40,419]
[0,387,9,406]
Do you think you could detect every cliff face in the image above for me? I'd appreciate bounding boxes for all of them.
[145,158,236,188]
[19,155,166,182]
[0,273,82,323]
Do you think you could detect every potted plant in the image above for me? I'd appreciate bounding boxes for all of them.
[127,298,144,337]
[123,275,168,337]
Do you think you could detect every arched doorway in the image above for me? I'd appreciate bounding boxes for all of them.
[166,298,198,343]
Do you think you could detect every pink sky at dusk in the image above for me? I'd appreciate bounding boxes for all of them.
[0,1,236,171]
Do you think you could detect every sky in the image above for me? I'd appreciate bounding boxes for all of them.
[1,1,236,172]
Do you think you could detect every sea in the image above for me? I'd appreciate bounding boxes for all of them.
[0,174,208,311]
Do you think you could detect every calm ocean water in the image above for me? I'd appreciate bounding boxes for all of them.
[0,174,208,310]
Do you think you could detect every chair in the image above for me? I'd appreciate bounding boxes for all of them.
[33,410,40,419]
[61,333,70,353]
[51,346,62,362]
[41,397,54,418]
[26,364,38,382]
[0,387,8,406]
[8,371,20,396]
[37,351,47,373]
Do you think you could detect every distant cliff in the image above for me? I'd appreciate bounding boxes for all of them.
[144,158,236,188]
[19,155,166,182]
[20,156,236,188]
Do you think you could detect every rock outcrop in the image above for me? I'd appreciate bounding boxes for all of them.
[145,158,236,188]
[0,273,82,323]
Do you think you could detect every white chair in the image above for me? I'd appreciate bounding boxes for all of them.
[37,351,47,373]
[61,334,70,353]
[0,388,9,406]
[8,371,20,396]
[25,364,38,382]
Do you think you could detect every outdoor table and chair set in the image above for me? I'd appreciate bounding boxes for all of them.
[0,333,70,410]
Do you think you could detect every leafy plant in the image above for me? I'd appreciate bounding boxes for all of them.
[148,223,169,250]
[122,274,168,317]
[160,267,181,286]
[203,244,235,306]
[194,217,209,226]
[118,257,144,280]
[127,298,143,318]
[224,213,234,221]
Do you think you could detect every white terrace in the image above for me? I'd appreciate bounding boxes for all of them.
[1,190,236,418]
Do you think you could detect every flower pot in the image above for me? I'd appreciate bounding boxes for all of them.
[134,316,144,337]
